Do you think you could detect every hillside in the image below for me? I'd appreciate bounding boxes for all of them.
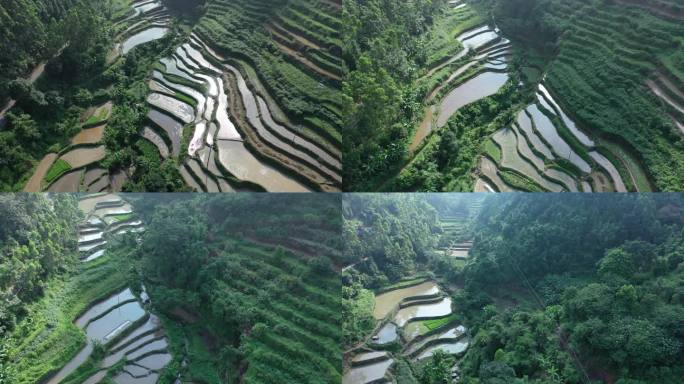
[0,0,344,192]
[184,0,344,191]
[0,193,342,384]
[341,193,684,384]
[343,0,684,192]
[132,193,343,383]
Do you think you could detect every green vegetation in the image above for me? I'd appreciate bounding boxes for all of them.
[110,212,136,222]
[194,0,343,186]
[0,195,138,383]
[343,194,440,285]
[342,283,374,347]
[45,158,72,183]
[342,0,452,191]
[496,0,684,190]
[381,277,430,292]
[343,193,684,383]
[422,314,458,332]
[102,37,191,192]
[83,106,109,126]
[2,193,345,383]
[343,0,684,191]
[0,0,116,190]
[130,194,343,383]
[0,194,82,337]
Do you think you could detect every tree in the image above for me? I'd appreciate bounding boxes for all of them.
[419,350,456,384]
[478,361,516,384]
[7,113,39,142]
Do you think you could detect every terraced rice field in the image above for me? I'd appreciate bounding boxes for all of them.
[404,2,635,193]
[437,196,483,257]
[382,0,682,192]
[77,194,143,261]
[144,34,320,192]
[344,278,469,383]
[534,0,683,190]
[23,2,171,193]
[186,0,343,191]
[49,194,166,384]
[478,82,633,193]
[3,194,160,384]
[411,9,512,152]
[201,240,342,383]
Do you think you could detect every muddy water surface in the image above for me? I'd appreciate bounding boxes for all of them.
[437,71,509,127]
[373,281,439,320]
[343,357,393,384]
[394,297,453,327]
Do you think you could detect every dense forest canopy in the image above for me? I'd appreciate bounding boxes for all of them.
[343,0,451,190]
[343,194,441,285]
[459,194,684,383]
[0,194,81,336]
[343,193,684,383]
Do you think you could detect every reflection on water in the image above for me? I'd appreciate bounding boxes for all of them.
[437,72,509,127]
[394,297,453,327]
[343,358,393,384]
[373,323,398,344]
[373,281,439,320]
[417,339,470,360]
[122,27,169,54]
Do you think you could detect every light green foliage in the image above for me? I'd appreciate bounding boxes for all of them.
[44,158,72,183]
[419,349,456,384]
[1,238,130,383]
[342,283,375,347]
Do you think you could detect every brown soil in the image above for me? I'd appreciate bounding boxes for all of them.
[23,153,58,192]
[72,125,106,145]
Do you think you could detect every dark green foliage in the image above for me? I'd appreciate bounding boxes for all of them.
[343,194,440,285]
[343,0,449,190]
[136,194,342,383]
[458,194,684,383]
[162,0,206,19]
[0,0,115,190]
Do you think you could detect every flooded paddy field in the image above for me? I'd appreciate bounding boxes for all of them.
[344,277,470,384]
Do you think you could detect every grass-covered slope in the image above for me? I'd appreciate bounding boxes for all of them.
[0,245,131,383]
[136,194,342,383]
